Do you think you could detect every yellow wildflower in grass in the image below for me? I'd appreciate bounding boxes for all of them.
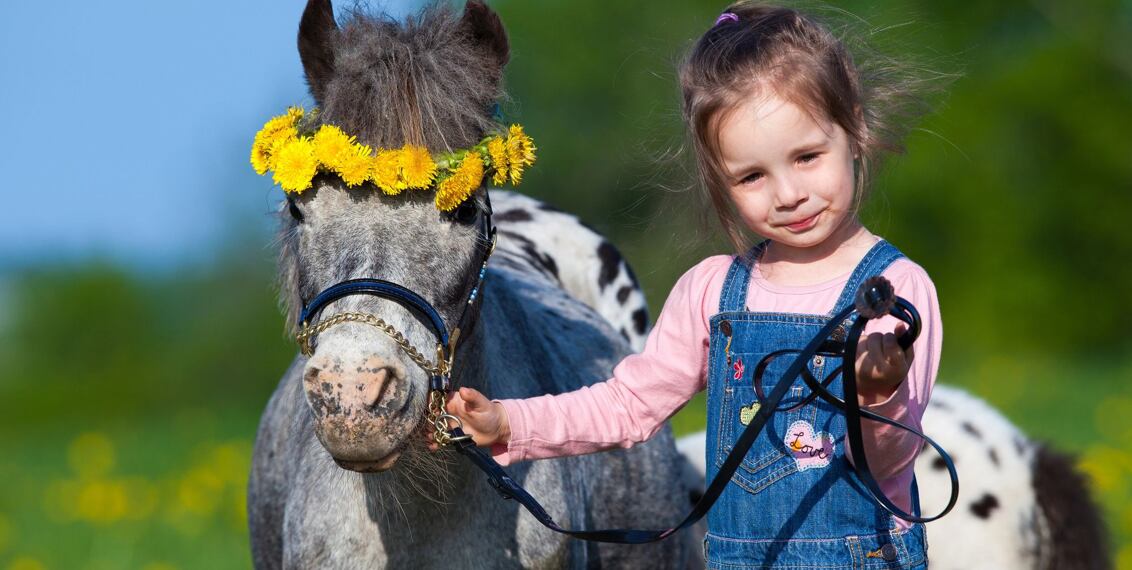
[486,137,509,185]
[337,143,373,187]
[251,107,304,174]
[141,563,179,570]
[272,137,319,193]
[7,557,47,570]
[505,124,536,185]
[400,145,438,189]
[312,125,355,171]
[370,148,404,195]
[435,152,485,211]
[76,478,129,524]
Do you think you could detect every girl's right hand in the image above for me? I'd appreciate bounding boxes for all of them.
[441,387,511,449]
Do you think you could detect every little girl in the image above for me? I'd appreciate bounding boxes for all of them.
[447,3,941,568]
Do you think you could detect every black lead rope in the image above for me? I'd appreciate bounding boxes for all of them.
[449,275,959,544]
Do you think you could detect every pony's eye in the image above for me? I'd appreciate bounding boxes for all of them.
[287,197,305,223]
[448,200,479,225]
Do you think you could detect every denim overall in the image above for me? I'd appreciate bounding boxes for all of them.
[703,240,928,569]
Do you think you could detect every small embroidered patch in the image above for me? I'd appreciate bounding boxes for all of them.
[785,420,835,471]
[739,402,761,425]
[732,358,744,380]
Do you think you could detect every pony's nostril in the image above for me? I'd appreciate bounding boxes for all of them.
[303,364,323,386]
[361,368,390,408]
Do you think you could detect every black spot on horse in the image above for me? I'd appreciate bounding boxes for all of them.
[988,447,1000,467]
[498,229,531,246]
[620,328,630,342]
[597,241,621,290]
[617,285,633,304]
[961,421,982,440]
[930,399,952,412]
[537,201,565,214]
[931,456,949,471]
[970,493,1000,519]
[498,230,559,281]
[1032,445,1111,568]
[495,209,533,222]
[632,308,648,335]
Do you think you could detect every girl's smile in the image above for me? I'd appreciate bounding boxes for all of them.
[783,211,821,232]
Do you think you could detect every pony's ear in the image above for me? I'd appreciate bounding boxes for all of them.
[298,0,338,104]
[460,1,509,69]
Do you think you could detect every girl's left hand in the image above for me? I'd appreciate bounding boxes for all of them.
[854,324,914,405]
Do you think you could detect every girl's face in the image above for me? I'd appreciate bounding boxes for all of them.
[717,92,859,257]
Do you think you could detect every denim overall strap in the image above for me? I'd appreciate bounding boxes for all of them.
[719,241,768,314]
[829,240,906,315]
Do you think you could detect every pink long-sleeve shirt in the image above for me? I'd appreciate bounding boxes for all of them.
[495,250,941,529]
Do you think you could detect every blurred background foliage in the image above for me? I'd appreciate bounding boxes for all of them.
[2,0,1131,568]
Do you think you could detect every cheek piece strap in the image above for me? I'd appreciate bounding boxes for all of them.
[446,275,959,544]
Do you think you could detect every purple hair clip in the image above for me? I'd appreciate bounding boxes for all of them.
[715,12,739,26]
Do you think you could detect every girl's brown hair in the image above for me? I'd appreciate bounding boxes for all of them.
[680,2,934,251]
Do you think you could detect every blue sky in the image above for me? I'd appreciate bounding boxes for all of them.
[0,0,417,269]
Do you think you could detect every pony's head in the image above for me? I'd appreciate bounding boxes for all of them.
[277,0,509,472]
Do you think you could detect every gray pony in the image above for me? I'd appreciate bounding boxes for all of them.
[247,2,698,568]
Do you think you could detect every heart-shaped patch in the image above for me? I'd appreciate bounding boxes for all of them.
[739,402,761,425]
[785,420,835,471]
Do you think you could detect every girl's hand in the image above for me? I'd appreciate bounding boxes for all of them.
[431,387,511,451]
[854,324,914,406]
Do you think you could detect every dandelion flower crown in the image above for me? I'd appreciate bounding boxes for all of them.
[250,106,537,211]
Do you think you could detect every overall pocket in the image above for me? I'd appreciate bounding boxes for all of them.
[715,351,822,495]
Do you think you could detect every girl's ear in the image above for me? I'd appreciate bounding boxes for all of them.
[298,0,339,105]
[460,1,510,71]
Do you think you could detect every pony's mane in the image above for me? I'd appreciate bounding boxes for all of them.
[317,3,505,152]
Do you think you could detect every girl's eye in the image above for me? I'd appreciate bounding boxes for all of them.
[798,152,820,164]
[739,172,764,185]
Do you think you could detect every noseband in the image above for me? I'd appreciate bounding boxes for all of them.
[294,190,496,444]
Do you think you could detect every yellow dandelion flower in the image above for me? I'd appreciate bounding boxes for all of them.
[505,124,536,185]
[312,125,355,171]
[264,126,298,170]
[272,137,318,193]
[508,159,527,186]
[486,137,509,185]
[250,142,272,175]
[400,145,438,189]
[250,107,304,174]
[371,148,404,195]
[435,153,484,211]
[506,124,536,166]
[337,143,373,187]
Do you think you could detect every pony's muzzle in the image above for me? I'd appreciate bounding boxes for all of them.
[302,351,417,470]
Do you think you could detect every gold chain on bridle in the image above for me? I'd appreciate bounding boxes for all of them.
[296,313,470,446]
[297,312,449,375]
